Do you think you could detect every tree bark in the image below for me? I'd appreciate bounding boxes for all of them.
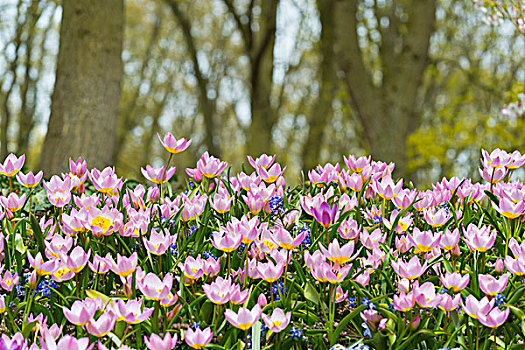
[334,0,436,178]
[302,0,337,172]
[39,0,124,174]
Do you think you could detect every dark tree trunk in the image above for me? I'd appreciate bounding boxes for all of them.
[39,0,124,174]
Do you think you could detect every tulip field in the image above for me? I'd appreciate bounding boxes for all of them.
[0,135,524,350]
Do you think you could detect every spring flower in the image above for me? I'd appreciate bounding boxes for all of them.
[41,334,93,350]
[335,285,349,303]
[145,333,178,350]
[372,174,403,200]
[43,175,72,207]
[312,201,338,228]
[0,153,25,177]
[478,307,510,328]
[144,229,175,255]
[338,218,360,239]
[262,308,291,333]
[0,270,19,291]
[85,207,123,237]
[463,224,497,252]
[59,246,91,274]
[507,150,525,169]
[211,193,232,213]
[85,312,116,338]
[185,327,213,349]
[108,252,138,277]
[225,304,262,330]
[137,272,174,301]
[360,228,386,250]
[343,154,371,172]
[414,282,441,308]
[0,192,26,212]
[479,162,507,183]
[392,189,417,209]
[382,210,413,233]
[89,166,123,195]
[62,298,100,326]
[89,254,111,274]
[28,252,59,276]
[438,294,461,312]
[45,234,74,258]
[462,295,494,319]
[228,284,250,305]
[16,170,43,188]
[482,148,511,168]
[479,273,509,296]
[505,255,525,275]
[319,239,359,265]
[391,255,427,280]
[492,197,525,219]
[141,165,177,184]
[211,227,243,253]
[440,271,470,292]
[440,228,460,250]
[180,257,205,281]
[52,262,75,283]
[157,132,192,154]
[69,156,88,178]
[422,207,449,228]
[202,277,232,305]
[257,163,286,183]
[257,260,285,283]
[0,333,26,350]
[393,290,415,312]
[196,152,227,178]
[408,228,441,253]
[272,226,305,250]
[113,298,154,324]
[242,192,264,215]
[248,154,276,170]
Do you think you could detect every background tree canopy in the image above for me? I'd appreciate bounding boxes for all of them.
[0,0,523,186]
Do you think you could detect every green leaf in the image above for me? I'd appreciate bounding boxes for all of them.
[86,289,112,304]
[21,321,38,338]
[252,321,261,350]
[304,282,321,305]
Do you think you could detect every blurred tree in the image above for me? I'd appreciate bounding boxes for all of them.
[333,0,437,178]
[38,0,124,174]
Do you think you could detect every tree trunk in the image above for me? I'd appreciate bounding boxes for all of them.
[39,0,124,174]
[246,0,279,157]
[302,0,337,172]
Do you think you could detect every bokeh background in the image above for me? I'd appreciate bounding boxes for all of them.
[0,0,523,186]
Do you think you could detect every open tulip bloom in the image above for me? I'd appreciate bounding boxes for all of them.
[1,148,525,349]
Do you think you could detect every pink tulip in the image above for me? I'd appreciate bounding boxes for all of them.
[202,277,232,305]
[69,157,88,177]
[492,197,525,219]
[479,273,509,296]
[180,257,205,281]
[257,163,286,183]
[210,193,232,213]
[225,304,262,330]
[144,332,178,350]
[185,327,213,349]
[440,228,460,250]
[248,154,276,170]
[507,150,525,169]
[59,246,91,274]
[438,294,461,312]
[0,270,18,291]
[138,272,173,301]
[272,226,305,250]
[144,229,174,255]
[334,285,349,303]
[0,153,25,177]
[89,166,123,195]
[262,308,291,333]
[157,132,192,154]
[28,252,59,276]
[408,228,441,253]
[463,223,496,252]
[319,239,359,265]
[89,254,111,274]
[211,227,242,253]
[414,281,440,308]
[62,298,100,326]
[462,295,494,319]
[482,148,511,168]
[85,312,116,338]
[0,192,26,212]
[195,152,227,179]
[422,207,449,228]
[391,255,427,280]
[257,260,284,283]
[393,290,415,312]
[0,332,26,350]
[16,170,43,188]
[505,255,525,275]
[478,307,510,328]
[141,165,176,184]
[113,298,154,324]
[338,218,360,239]
[372,174,403,200]
[108,252,138,277]
[440,271,470,292]
[343,154,371,172]
[311,201,338,228]
[360,228,386,250]
[85,207,123,237]
[228,284,250,305]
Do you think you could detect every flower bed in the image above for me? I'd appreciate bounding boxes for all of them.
[0,138,524,349]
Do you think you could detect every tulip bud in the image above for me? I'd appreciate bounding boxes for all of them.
[258,293,268,308]
[494,258,504,273]
[28,271,38,290]
[0,295,6,313]
[409,316,420,331]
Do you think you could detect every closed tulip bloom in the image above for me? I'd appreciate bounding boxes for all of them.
[395,235,413,253]
[185,327,213,349]
[16,170,43,188]
[408,228,441,253]
[478,307,510,328]
[391,256,427,280]
[393,290,415,312]
[196,152,228,179]
[108,252,138,277]
[440,228,460,250]
[438,294,461,312]
[157,132,192,154]
[479,273,509,296]
[85,312,116,338]
[225,304,262,330]
[440,271,470,292]
[462,295,495,319]
[312,201,338,228]
[0,154,24,177]
[203,256,221,277]
[141,165,176,184]
[242,192,264,215]
[202,277,232,305]
[62,299,98,326]
[113,298,154,324]
[262,308,291,333]
[0,192,26,212]
[138,272,173,301]
[463,224,496,252]
[145,332,178,350]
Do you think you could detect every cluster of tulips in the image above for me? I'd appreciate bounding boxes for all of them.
[0,135,524,350]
